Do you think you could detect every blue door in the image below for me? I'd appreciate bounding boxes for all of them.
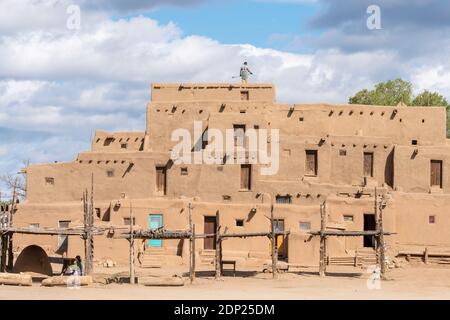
[148,214,163,247]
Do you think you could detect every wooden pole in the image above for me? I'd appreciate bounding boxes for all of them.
[6,181,17,271]
[375,187,381,266]
[189,203,195,283]
[84,175,94,275]
[379,195,386,279]
[129,202,135,285]
[270,204,278,279]
[0,233,5,272]
[215,211,221,280]
[191,224,196,283]
[319,203,326,277]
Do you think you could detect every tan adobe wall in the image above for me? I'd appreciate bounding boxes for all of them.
[92,130,145,152]
[151,83,276,102]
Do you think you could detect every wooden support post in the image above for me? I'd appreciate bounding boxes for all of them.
[83,175,95,275]
[6,182,17,272]
[424,248,429,265]
[129,202,135,285]
[375,188,381,267]
[189,203,196,283]
[379,196,386,279]
[190,224,196,283]
[270,204,278,279]
[0,233,5,272]
[215,211,221,280]
[319,203,326,277]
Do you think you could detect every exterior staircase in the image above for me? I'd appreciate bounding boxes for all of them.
[327,248,377,267]
[140,248,183,268]
[199,249,216,266]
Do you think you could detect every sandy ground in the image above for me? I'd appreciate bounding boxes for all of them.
[1,264,450,300]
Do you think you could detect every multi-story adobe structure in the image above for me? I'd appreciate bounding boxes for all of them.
[10,83,450,273]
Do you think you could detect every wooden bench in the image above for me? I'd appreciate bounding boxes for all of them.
[221,260,236,277]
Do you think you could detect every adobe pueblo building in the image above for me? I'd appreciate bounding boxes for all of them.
[11,83,450,270]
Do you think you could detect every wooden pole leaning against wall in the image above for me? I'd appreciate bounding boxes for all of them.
[270,204,278,279]
[6,182,17,272]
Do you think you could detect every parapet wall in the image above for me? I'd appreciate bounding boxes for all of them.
[150,83,276,102]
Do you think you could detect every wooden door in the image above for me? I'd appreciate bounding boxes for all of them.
[305,150,317,176]
[148,214,163,247]
[431,160,443,188]
[204,216,217,250]
[364,153,374,177]
[363,214,376,248]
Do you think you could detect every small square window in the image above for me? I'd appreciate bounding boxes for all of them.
[276,195,292,204]
[29,223,40,229]
[181,167,188,175]
[121,143,128,149]
[299,117,304,122]
[236,219,244,227]
[339,150,347,156]
[343,215,354,222]
[412,140,418,146]
[299,222,311,231]
[107,170,114,177]
[123,217,136,226]
[45,177,55,185]
[429,215,436,224]
[241,91,249,101]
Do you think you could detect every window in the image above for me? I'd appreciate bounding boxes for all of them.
[305,150,318,176]
[240,164,251,191]
[299,222,311,231]
[339,149,347,156]
[343,215,354,222]
[45,177,55,185]
[233,124,246,147]
[29,223,40,229]
[412,140,418,146]
[123,217,136,226]
[57,220,70,254]
[236,219,244,227]
[181,167,188,176]
[107,170,114,177]
[364,152,374,177]
[431,160,443,188]
[121,143,128,149]
[429,215,436,224]
[104,137,114,146]
[276,195,292,204]
[156,166,167,195]
[241,91,249,101]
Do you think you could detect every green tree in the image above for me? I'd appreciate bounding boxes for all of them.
[412,90,449,108]
[349,78,413,106]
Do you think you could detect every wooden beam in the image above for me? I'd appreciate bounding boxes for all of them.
[309,230,394,237]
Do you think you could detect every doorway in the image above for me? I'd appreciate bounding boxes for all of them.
[148,214,163,248]
[204,216,217,250]
[363,214,376,248]
[273,219,287,259]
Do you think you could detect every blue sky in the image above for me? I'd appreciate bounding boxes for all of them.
[1,0,450,196]
[145,0,319,50]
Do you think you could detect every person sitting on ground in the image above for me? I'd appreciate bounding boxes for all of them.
[75,255,83,276]
[62,258,81,276]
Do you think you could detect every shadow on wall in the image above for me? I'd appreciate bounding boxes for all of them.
[13,245,53,276]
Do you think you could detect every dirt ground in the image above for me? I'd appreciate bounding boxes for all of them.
[1,264,450,300]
